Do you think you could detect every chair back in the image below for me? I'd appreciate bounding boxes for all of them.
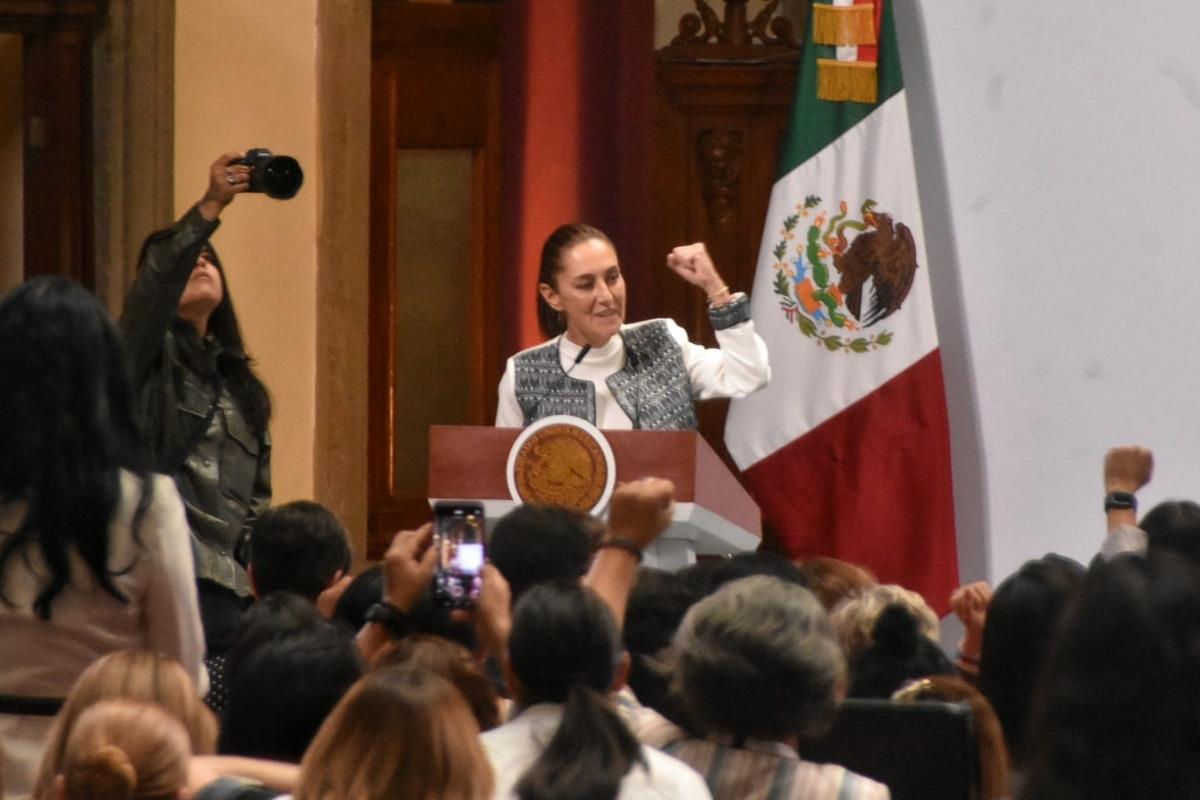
[800,698,979,800]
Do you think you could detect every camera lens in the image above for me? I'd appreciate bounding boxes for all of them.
[261,156,303,200]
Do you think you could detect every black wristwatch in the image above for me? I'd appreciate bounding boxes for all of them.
[365,601,410,638]
[1104,491,1137,513]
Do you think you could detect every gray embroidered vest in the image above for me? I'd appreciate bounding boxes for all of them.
[512,320,699,430]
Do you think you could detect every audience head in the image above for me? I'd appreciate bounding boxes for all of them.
[331,565,382,630]
[672,575,846,740]
[488,504,594,602]
[977,553,1084,767]
[0,276,145,618]
[296,666,492,800]
[372,635,501,731]
[796,556,878,610]
[34,650,216,799]
[506,580,645,800]
[892,675,1011,800]
[220,610,363,762]
[1140,499,1200,563]
[678,551,809,599]
[56,700,191,800]
[622,568,700,724]
[1022,553,1200,799]
[830,583,940,665]
[248,501,352,601]
[848,604,954,698]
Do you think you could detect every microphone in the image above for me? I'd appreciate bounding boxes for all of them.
[565,344,591,375]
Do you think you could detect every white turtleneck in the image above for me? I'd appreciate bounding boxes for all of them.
[495,314,770,430]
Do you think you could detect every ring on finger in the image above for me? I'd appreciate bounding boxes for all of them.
[227,175,236,185]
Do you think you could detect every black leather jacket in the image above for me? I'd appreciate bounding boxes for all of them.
[119,205,270,597]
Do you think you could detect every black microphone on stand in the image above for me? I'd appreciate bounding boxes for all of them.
[565,344,591,375]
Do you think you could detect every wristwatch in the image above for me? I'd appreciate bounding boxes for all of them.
[364,601,410,638]
[1103,491,1137,513]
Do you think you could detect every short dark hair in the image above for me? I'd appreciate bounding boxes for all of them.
[220,600,363,762]
[249,501,352,601]
[1142,500,1200,563]
[488,505,594,602]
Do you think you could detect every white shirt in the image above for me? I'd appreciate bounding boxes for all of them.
[482,703,714,800]
[0,472,205,799]
[495,315,770,429]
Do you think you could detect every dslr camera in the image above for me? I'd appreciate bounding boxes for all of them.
[238,148,304,200]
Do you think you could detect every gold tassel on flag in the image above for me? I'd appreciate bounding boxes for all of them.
[817,59,877,104]
[811,4,877,46]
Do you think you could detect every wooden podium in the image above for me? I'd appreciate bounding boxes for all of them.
[428,426,761,570]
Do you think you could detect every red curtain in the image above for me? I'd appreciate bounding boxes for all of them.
[500,1,656,357]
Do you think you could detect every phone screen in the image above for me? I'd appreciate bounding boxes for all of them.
[433,503,485,608]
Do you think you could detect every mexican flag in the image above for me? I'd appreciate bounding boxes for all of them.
[725,0,958,613]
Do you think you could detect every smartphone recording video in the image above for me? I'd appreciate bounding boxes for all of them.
[432,501,486,608]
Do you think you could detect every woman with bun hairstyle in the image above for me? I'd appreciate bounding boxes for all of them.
[495,224,769,430]
[482,580,710,800]
[54,700,192,800]
[0,279,204,798]
[32,651,217,800]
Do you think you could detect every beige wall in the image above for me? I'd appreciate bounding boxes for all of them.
[0,34,22,295]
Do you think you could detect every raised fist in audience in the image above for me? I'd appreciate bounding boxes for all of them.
[1104,445,1153,493]
[606,478,676,550]
[950,580,993,668]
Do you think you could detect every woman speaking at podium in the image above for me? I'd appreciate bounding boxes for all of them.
[495,223,770,430]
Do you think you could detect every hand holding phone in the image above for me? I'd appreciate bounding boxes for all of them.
[432,502,487,608]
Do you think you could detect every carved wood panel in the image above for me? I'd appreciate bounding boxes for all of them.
[652,59,797,478]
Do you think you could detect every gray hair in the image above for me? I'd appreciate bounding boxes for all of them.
[671,575,846,739]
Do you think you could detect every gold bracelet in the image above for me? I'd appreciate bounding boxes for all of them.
[707,285,731,302]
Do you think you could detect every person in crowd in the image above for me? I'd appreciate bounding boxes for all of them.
[483,580,711,800]
[797,556,877,610]
[248,502,352,604]
[120,153,273,654]
[0,278,204,798]
[975,554,1083,775]
[33,651,216,800]
[487,505,595,604]
[830,583,940,666]
[848,604,955,699]
[891,675,1011,800]
[646,575,889,800]
[371,635,503,731]
[1021,552,1200,799]
[495,223,769,429]
[296,666,492,800]
[52,700,192,800]
[219,604,363,763]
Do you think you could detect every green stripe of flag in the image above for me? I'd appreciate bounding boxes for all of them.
[777,0,905,176]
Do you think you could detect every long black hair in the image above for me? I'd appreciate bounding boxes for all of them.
[173,244,271,437]
[508,580,644,800]
[536,223,613,339]
[0,277,151,618]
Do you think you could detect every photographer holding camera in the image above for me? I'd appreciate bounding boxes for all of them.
[120,152,277,654]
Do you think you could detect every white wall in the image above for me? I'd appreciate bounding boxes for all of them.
[899,2,1200,583]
